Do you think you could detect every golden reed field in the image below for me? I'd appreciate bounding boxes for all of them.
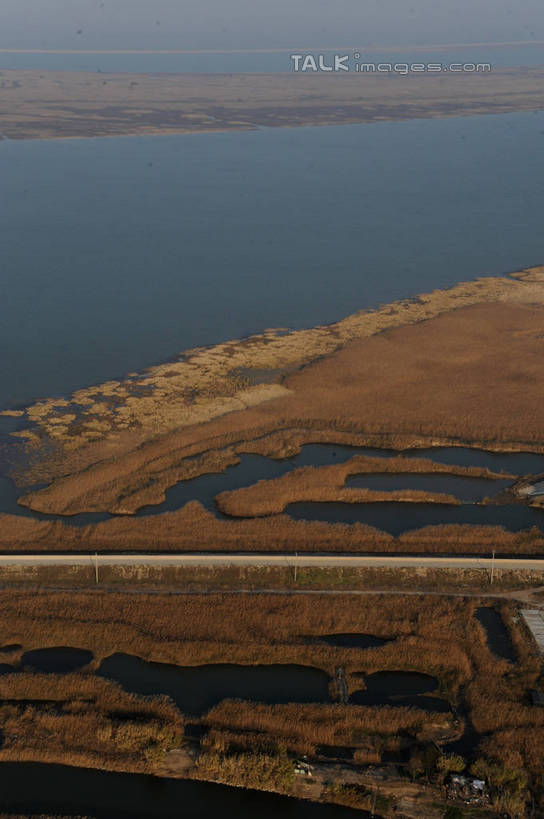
[2,265,544,556]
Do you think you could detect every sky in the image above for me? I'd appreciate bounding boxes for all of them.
[2,0,544,51]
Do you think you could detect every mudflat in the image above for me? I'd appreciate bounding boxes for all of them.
[1,67,544,139]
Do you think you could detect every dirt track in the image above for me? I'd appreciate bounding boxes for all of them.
[0,552,543,570]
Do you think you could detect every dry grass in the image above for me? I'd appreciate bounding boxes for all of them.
[2,501,543,556]
[0,672,183,774]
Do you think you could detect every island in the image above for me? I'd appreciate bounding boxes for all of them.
[0,66,543,140]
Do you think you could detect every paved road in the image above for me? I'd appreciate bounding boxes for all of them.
[1,553,543,570]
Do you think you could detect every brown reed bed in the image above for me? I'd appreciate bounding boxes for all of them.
[0,590,540,808]
[12,267,544,521]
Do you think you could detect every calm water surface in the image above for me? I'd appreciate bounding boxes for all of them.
[2,112,544,409]
[0,762,366,818]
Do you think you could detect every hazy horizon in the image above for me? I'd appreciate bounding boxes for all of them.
[2,0,544,51]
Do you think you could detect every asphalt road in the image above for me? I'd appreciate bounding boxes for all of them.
[0,554,543,570]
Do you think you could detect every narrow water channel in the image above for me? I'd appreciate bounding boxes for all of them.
[2,443,543,535]
[345,473,512,502]
[286,500,544,537]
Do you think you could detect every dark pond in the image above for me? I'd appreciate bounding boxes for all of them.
[346,473,513,502]
[97,654,330,716]
[0,664,16,675]
[349,671,450,712]
[475,607,516,662]
[21,647,94,674]
[355,670,438,696]
[0,762,365,818]
[287,501,544,537]
[319,633,391,649]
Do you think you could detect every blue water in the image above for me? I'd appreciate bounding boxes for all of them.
[2,111,544,410]
[1,44,543,73]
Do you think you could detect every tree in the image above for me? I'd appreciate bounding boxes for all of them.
[437,754,465,775]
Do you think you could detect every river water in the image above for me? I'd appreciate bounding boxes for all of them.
[0,762,366,818]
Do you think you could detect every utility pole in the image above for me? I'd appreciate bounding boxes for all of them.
[93,552,99,585]
[294,552,298,584]
[490,549,495,585]
[371,787,378,818]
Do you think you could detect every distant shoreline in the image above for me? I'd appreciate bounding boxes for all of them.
[1,66,543,141]
[1,40,544,55]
